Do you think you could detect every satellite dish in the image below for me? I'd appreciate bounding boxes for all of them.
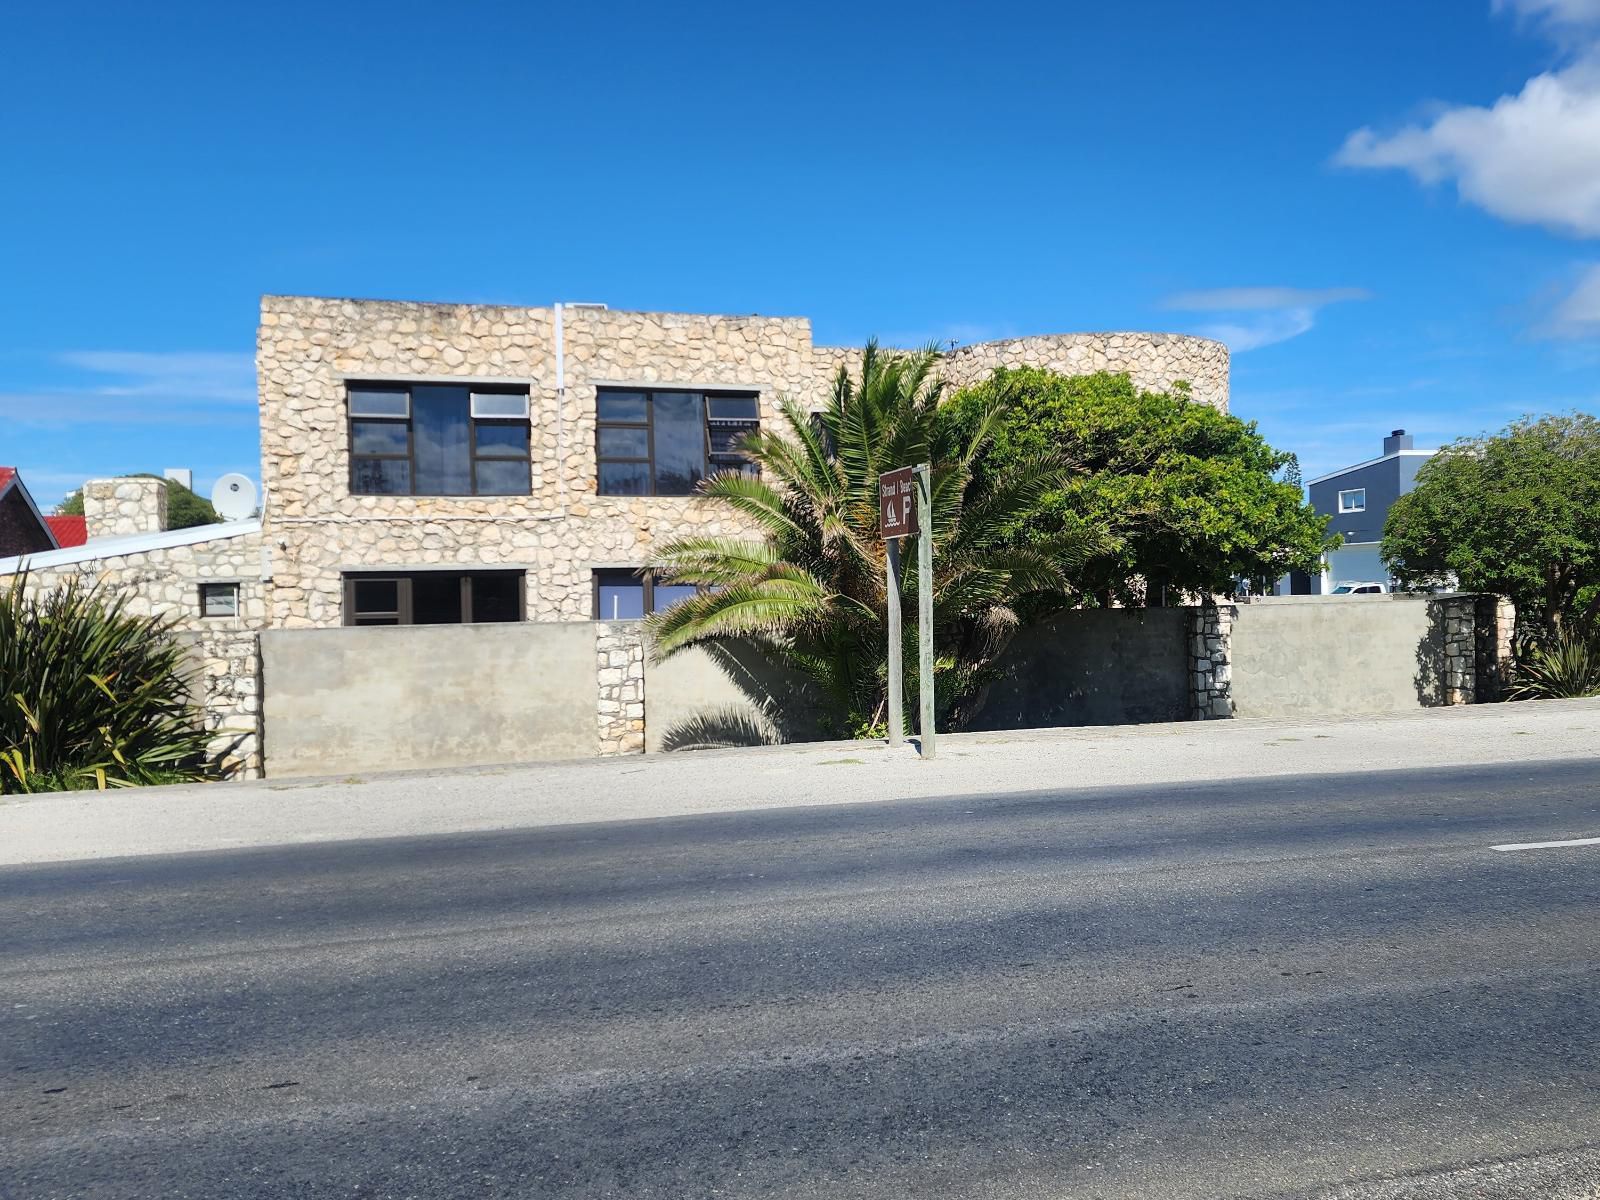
[211,474,258,521]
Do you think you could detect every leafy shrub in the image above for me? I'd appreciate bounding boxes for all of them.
[0,573,216,793]
[1509,625,1600,701]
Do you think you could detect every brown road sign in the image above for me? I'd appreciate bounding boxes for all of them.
[880,466,918,539]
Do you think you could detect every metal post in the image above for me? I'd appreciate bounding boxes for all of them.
[886,537,903,747]
[916,463,935,760]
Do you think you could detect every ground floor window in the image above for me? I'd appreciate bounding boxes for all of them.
[592,568,698,620]
[343,570,524,626]
[199,582,240,618]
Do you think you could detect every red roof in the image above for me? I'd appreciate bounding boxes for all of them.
[45,515,87,547]
[0,468,14,492]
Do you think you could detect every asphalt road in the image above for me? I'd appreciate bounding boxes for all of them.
[4,758,1600,1199]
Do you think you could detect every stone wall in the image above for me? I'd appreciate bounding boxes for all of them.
[84,476,168,539]
[933,332,1230,413]
[2,527,267,627]
[967,607,1192,730]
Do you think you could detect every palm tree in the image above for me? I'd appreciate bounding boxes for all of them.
[645,342,1097,740]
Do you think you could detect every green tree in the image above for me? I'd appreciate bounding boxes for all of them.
[1383,413,1600,635]
[951,368,1329,604]
[645,342,1098,737]
[54,476,221,529]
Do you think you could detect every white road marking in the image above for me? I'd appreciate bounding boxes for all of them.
[1491,836,1600,852]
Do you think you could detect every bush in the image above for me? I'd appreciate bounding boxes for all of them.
[0,574,216,793]
[1509,625,1600,701]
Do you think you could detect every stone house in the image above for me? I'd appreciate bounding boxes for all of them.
[1,294,1230,778]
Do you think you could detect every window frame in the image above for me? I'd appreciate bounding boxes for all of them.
[347,382,532,497]
[342,570,527,626]
[594,387,759,497]
[591,568,703,620]
[1338,488,1367,513]
[198,582,240,619]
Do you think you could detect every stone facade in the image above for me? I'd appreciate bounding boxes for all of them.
[1190,602,1236,719]
[937,333,1230,411]
[84,476,168,539]
[5,527,267,627]
[595,621,646,755]
[256,295,1230,629]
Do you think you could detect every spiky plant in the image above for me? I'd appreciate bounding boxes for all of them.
[645,342,1098,739]
[1509,625,1600,701]
[0,572,217,792]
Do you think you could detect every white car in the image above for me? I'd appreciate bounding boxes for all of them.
[1330,582,1388,595]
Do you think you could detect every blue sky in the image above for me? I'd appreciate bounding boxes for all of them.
[5,0,1600,506]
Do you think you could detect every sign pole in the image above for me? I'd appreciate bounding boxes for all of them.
[916,462,935,760]
[886,538,903,747]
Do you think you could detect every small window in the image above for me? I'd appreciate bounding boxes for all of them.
[199,582,239,618]
[592,569,701,619]
[595,388,759,496]
[342,571,525,625]
[1338,488,1366,513]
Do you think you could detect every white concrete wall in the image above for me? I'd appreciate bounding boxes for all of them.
[260,622,598,777]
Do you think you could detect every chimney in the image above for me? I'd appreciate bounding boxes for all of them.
[83,476,169,540]
[1383,428,1413,455]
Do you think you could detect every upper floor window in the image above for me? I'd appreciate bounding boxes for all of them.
[595,388,759,496]
[1338,488,1366,513]
[349,383,531,496]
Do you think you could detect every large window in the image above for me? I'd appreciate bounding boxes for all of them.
[592,569,699,620]
[343,571,525,625]
[595,388,759,496]
[349,383,531,496]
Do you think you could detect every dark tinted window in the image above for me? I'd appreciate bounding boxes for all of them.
[595,388,759,496]
[344,572,524,625]
[349,383,529,496]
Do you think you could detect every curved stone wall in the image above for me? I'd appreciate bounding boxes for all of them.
[936,332,1229,412]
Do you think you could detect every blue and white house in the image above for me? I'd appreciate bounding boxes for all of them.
[1301,429,1436,594]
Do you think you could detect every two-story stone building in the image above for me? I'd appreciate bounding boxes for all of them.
[1,294,1230,776]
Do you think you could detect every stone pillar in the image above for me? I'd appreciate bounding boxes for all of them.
[83,477,169,540]
[1190,602,1236,719]
[174,627,263,780]
[1474,596,1517,703]
[596,622,646,754]
[1434,595,1478,705]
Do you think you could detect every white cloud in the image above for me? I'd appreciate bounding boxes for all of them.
[0,350,257,427]
[1160,286,1370,312]
[1336,56,1600,238]
[1493,0,1600,30]
[1159,286,1369,352]
[1548,262,1600,334]
[56,350,256,403]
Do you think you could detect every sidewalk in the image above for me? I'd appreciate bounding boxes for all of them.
[2,698,1598,866]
